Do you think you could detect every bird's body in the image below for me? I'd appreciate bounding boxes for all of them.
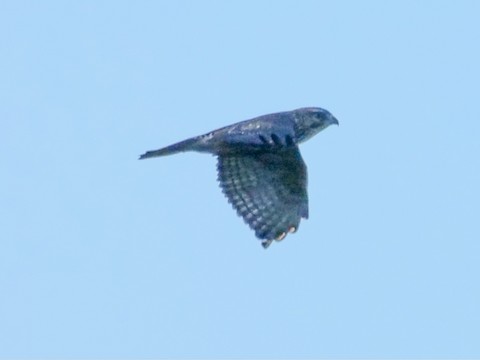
[140,107,338,248]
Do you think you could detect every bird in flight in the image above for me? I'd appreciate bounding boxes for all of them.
[140,107,338,248]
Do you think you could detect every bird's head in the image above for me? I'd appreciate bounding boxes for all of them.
[294,107,339,143]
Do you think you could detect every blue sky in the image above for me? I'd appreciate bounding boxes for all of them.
[1,1,479,358]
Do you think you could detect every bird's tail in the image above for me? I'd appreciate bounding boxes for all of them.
[139,137,200,160]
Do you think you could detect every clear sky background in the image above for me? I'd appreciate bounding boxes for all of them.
[1,1,479,358]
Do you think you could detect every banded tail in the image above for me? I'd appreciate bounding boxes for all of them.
[139,137,200,160]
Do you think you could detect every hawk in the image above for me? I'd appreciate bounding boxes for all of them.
[140,107,338,248]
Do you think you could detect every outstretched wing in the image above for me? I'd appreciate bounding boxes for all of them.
[217,147,308,248]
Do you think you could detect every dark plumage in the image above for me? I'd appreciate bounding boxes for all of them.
[140,107,338,248]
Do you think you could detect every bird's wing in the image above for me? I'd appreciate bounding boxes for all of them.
[217,147,308,248]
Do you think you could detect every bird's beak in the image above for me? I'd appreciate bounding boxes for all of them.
[330,115,339,126]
